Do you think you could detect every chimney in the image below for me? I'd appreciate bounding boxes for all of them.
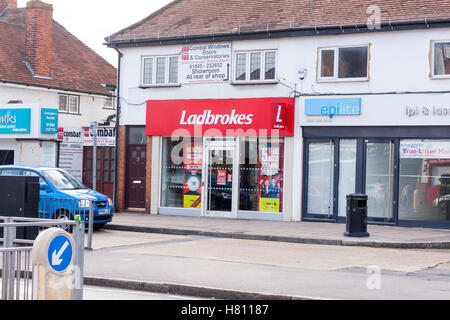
[25,0,53,78]
[0,0,17,12]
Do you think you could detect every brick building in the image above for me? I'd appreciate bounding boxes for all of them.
[107,0,450,229]
[0,0,117,198]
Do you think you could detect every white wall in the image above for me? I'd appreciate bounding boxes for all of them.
[0,83,115,131]
[0,83,115,166]
[117,26,450,221]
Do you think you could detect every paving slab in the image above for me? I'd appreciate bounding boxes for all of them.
[105,212,450,249]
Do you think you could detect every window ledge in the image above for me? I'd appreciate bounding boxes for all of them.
[316,78,369,83]
[139,83,182,89]
[231,80,278,86]
[430,75,450,80]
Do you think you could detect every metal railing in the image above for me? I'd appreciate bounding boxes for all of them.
[0,217,84,300]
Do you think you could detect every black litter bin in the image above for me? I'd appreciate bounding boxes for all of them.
[344,193,370,238]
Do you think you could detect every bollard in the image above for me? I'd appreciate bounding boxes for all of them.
[31,228,76,300]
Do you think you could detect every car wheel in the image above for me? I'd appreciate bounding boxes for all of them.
[54,210,73,232]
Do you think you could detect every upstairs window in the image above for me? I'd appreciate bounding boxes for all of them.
[433,41,450,77]
[234,50,277,83]
[58,94,79,114]
[318,46,369,81]
[141,55,179,86]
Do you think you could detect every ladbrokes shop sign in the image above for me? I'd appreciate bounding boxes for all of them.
[145,98,295,137]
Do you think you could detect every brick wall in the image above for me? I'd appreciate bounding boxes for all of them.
[0,0,17,11]
[116,125,126,211]
[145,136,152,212]
[26,0,53,78]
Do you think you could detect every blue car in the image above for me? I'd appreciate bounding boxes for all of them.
[0,165,113,229]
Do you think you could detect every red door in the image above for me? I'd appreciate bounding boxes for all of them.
[126,145,146,209]
[82,146,115,199]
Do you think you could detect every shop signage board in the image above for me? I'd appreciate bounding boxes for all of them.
[146,98,295,137]
[0,108,31,134]
[180,43,232,83]
[40,108,59,134]
[305,98,362,118]
[400,141,450,159]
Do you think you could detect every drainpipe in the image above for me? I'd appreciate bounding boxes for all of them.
[112,46,122,213]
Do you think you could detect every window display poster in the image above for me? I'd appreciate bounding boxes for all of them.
[258,144,283,212]
[183,143,202,208]
[217,170,227,186]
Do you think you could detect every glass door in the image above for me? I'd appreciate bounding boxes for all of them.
[304,140,336,220]
[203,140,238,218]
[364,140,396,222]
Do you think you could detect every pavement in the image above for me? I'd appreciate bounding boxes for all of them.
[104,212,450,249]
[79,212,450,300]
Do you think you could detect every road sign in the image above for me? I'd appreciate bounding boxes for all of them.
[47,234,73,272]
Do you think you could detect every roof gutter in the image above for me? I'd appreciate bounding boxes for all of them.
[106,18,450,48]
[0,79,113,97]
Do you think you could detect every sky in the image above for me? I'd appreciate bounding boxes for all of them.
[17,0,173,67]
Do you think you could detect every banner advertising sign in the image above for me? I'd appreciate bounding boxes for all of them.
[40,108,58,134]
[258,143,283,212]
[180,43,232,83]
[83,127,116,147]
[57,127,83,181]
[400,141,450,159]
[146,98,294,137]
[183,143,202,209]
[0,108,31,134]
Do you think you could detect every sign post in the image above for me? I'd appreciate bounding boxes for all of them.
[90,122,98,191]
[31,228,76,300]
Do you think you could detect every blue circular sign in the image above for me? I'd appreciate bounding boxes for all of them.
[47,235,73,272]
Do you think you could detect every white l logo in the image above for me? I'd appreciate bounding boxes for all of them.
[276,105,283,123]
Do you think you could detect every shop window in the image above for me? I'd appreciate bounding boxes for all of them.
[337,140,357,217]
[433,41,450,77]
[161,137,203,209]
[306,141,334,216]
[365,141,395,221]
[318,46,369,81]
[234,50,277,82]
[141,55,179,86]
[239,138,284,213]
[399,140,450,222]
[0,150,14,165]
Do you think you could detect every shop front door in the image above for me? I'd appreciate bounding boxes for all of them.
[364,139,396,223]
[202,140,238,218]
[126,145,146,209]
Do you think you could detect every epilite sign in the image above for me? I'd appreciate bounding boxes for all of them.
[146,98,294,137]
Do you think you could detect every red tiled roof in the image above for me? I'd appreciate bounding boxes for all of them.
[0,8,116,96]
[107,0,450,43]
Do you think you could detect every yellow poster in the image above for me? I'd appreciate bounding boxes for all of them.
[183,195,201,209]
[259,198,280,212]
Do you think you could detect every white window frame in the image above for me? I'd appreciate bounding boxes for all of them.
[431,40,450,79]
[103,95,115,110]
[317,45,370,82]
[141,55,180,87]
[58,94,80,115]
[233,50,278,84]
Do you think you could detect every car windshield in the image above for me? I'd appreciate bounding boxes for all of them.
[42,169,86,190]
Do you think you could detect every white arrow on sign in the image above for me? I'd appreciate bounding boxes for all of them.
[52,241,69,266]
